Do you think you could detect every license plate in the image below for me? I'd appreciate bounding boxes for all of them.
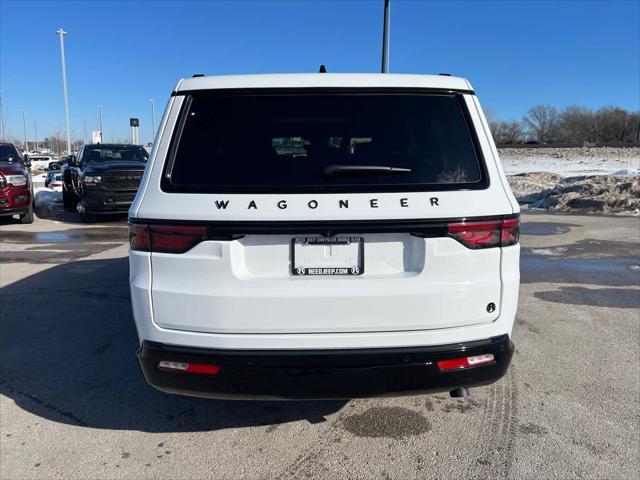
[291,236,364,276]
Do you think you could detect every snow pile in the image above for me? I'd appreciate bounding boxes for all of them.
[500,147,640,215]
[32,172,47,183]
[508,172,640,216]
[34,189,62,210]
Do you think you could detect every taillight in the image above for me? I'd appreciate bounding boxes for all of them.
[501,217,520,246]
[157,361,220,375]
[129,224,150,251]
[447,216,519,249]
[437,353,495,372]
[149,225,207,253]
[128,223,207,253]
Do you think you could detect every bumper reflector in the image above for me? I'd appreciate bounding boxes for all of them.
[437,354,495,372]
[157,360,220,375]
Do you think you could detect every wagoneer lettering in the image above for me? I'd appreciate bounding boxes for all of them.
[211,196,440,212]
[129,73,520,400]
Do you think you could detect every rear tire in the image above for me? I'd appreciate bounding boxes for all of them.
[20,202,34,224]
[80,199,97,223]
[82,209,97,223]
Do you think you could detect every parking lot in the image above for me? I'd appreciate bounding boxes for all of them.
[1,195,638,479]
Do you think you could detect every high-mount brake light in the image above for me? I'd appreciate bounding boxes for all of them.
[447,216,519,249]
[157,361,220,375]
[128,223,207,253]
[437,354,495,372]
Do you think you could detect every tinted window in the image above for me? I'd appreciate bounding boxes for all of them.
[166,93,485,193]
[0,145,20,163]
[83,145,148,163]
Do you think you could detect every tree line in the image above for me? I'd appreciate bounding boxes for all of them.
[486,105,640,144]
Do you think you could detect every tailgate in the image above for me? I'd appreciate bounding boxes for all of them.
[150,230,502,334]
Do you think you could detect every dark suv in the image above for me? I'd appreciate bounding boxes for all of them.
[62,144,148,222]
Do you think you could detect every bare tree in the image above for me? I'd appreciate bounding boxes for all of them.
[628,112,640,141]
[522,105,559,143]
[492,121,524,144]
[483,106,499,131]
[593,107,634,141]
[557,105,594,143]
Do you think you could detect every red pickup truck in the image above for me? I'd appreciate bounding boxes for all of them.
[0,143,34,223]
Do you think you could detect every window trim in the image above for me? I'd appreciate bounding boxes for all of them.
[161,89,490,194]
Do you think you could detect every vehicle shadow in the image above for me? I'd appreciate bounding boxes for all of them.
[34,190,128,225]
[0,257,347,432]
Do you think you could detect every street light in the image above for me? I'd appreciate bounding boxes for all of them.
[22,110,28,152]
[56,28,72,154]
[148,99,156,145]
[97,105,103,143]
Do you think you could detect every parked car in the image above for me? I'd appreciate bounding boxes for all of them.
[0,142,34,223]
[45,170,63,191]
[62,143,148,222]
[27,155,54,170]
[47,156,68,171]
[129,73,520,400]
[45,170,58,188]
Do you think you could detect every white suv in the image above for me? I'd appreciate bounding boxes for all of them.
[129,73,520,400]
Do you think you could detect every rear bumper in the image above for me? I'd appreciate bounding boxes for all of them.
[137,334,514,400]
[0,206,30,216]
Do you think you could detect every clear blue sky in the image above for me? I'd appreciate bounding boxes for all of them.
[1,0,639,143]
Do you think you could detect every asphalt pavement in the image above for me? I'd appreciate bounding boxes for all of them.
[1,194,638,480]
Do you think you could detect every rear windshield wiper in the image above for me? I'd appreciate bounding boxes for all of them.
[324,165,412,177]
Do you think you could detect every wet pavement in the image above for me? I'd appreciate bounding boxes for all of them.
[0,207,638,480]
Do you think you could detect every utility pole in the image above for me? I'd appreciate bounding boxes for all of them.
[22,110,28,152]
[149,99,156,145]
[98,105,103,143]
[83,119,88,144]
[56,29,72,154]
[34,119,38,152]
[381,0,391,73]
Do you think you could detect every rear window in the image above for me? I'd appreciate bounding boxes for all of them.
[83,145,148,163]
[164,92,486,193]
[0,145,20,163]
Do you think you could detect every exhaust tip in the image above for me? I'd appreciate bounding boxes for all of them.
[450,387,470,398]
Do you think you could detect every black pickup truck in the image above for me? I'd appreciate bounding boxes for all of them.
[62,144,148,222]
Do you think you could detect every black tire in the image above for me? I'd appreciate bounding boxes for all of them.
[20,202,34,224]
[81,201,97,223]
[63,187,75,210]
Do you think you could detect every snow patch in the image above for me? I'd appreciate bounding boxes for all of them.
[35,189,62,210]
[530,247,568,256]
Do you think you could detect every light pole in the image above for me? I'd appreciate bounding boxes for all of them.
[34,119,38,152]
[56,28,72,154]
[97,105,103,143]
[22,110,28,152]
[148,99,156,145]
[83,119,88,144]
